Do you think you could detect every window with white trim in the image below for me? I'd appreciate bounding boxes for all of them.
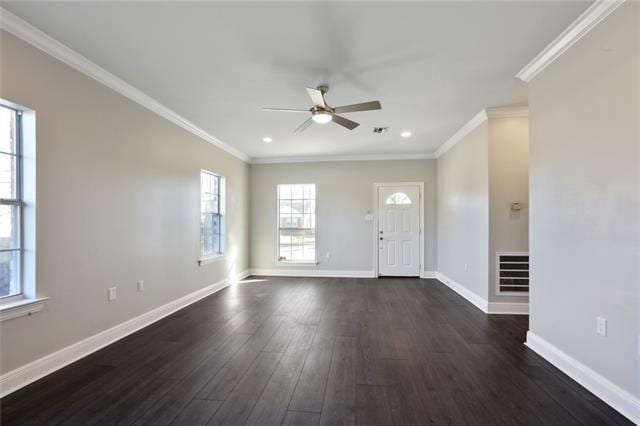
[0,104,22,299]
[200,171,225,258]
[278,184,316,262]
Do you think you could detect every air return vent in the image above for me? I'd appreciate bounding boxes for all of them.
[496,252,529,295]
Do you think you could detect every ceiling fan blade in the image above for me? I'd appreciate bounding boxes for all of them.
[331,114,360,130]
[262,108,309,113]
[294,117,314,133]
[333,100,382,114]
[306,87,326,108]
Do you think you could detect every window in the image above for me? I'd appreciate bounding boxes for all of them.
[278,184,315,262]
[200,171,225,259]
[0,105,22,299]
[385,192,412,205]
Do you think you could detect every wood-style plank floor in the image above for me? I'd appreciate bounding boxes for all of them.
[1,277,631,425]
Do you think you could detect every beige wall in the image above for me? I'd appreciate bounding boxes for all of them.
[488,117,529,303]
[0,31,251,374]
[250,160,437,273]
[437,122,489,299]
[529,3,639,397]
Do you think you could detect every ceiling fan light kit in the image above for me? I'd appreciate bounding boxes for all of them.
[263,85,382,133]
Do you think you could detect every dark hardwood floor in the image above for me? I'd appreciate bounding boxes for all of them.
[1,277,631,425]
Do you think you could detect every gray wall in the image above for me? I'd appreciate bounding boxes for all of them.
[528,2,639,397]
[250,160,437,273]
[488,117,530,303]
[437,123,489,299]
[0,31,251,374]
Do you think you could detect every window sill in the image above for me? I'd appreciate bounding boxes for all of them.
[277,260,319,266]
[0,296,49,322]
[198,254,225,266]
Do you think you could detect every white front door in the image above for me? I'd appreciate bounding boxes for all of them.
[377,185,420,276]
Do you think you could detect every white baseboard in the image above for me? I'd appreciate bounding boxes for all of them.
[420,270,437,279]
[526,331,639,424]
[487,302,529,315]
[434,272,529,315]
[0,269,250,398]
[250,268,375,278]
[435,272,489,312]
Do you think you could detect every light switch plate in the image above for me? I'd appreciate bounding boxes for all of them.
[108,287,117,301]
[596,317,607,336]
[137,280,144,292]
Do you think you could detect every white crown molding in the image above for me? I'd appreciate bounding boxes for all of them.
[434,110,488,158]
[434,106,530,158]
[526,331,639,423]
[485,106,529,119]
[0,8,250,163]
[516,0,626,82]
[251,268,376,278]
[0,269,250,397]
[251,152,435,165]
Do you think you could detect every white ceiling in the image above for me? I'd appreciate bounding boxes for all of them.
[4,1,590,160]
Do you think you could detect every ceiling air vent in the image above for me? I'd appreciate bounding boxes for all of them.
[496,252,529,296]
[373,127,389,134]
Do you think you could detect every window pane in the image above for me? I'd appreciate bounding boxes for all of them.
[279,184,291,199]
[201,213,213,256]
[0,106,16,154]
[303,229,315,261]
[0,204,18,250]
[279,199,291,214]
[302,214,314,228]
[0,250,19,297]
[291,200,303,214]
[212,214,220,253]
[303,184,315,199]
[280,215,294,228]
[0,153,16,199]
[303,200,315,214]
[291,184,303,199]
[290,230,304,260]
[279,229,292,259]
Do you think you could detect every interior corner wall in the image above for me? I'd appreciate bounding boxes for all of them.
[250,160,438,274]
[436,122,489,300]
[528,2,639,398]
[0,31,251,374]
[488,117,530,303]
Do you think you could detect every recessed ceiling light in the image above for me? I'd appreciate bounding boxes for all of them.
[401,131,412,138]
[262,137,273,143]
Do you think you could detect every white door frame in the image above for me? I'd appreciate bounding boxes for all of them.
[373,182,424,277]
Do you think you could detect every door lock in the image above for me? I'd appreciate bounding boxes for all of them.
[379,237,383,240]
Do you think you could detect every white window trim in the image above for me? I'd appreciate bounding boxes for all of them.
[200,169,226,261]
[276,184,317,265]
[198,253,226,266]
[0,100,43,321]
[0,296,48,322]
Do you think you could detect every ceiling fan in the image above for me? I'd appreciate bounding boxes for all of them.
[262,85,382,133]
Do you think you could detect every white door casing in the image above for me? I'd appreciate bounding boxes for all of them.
[377,185,421,276]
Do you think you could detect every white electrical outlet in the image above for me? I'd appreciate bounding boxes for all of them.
[137,280,144,292]
[596,317,607,336]
[108,286,117,301]
[326,251,331,259]
[464,264,469,272]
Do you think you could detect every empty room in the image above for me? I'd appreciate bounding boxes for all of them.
[0,1,638,425]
